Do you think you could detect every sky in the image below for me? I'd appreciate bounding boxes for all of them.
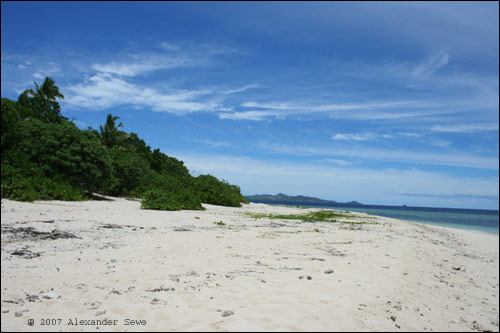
[1,1,499,210]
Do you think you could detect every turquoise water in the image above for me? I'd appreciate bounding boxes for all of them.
[248,199,499,234]
[325,206,499,234]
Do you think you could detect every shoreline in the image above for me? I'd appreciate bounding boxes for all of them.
[251,202,499,235]
[1,198,499,331]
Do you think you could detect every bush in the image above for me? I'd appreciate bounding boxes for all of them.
[141,188,203,211]
[194,175,246,207]
[106,149,151,195]
[1,164,87,201]
[4,118,112,192]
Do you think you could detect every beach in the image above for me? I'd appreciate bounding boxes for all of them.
[1,197,498,332]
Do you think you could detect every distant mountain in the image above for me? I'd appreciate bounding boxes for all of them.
[246,193,363,207]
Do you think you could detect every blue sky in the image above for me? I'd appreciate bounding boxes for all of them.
[1,1,499,209]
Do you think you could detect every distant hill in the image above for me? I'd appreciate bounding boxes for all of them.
[246,193,363,207]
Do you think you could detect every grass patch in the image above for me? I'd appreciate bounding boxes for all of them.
[214,221,226,226]
[247,210,379,225]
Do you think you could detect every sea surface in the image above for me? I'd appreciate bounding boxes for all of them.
[249,200,499,234]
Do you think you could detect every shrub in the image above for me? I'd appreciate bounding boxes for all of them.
[4,118,112,192]
[141,188,203,211]
[1,164,87,201]
[194,175,246,207]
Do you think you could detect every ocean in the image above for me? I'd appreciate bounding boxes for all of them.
[249,200,499,234]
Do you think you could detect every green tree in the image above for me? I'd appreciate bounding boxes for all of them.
[92,114,132,150]
[18,77,65,123]
[1,98,20,157]
[4,118,112,192]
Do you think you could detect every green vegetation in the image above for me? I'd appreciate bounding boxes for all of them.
[213,221,226,226]
[247,210,379,225]
[1,77,247,210]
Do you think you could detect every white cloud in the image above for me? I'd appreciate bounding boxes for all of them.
[325,159,352,166]
[160,41,181,51]
[33,72,44,79]
[432,123,499,133]
[331,131,422,142]
[92,57,190,77]
[173,153,498,208]
[331,133,375,141]
[17,64,27,70]
[65,73,214,114]
[258,142,499,170]
[235,98,464,121]
[412,50,449,79]
[219,110,278,121]
[222,84,258,95]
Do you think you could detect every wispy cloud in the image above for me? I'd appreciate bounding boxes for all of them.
[330,131,422,142]
[221,84,259,95]
[432,123,499,133]
[325,158,352,166]
[397,192,499,202]
[331,133,375,141]
[174,152,498,208]
[258,142,499,170]
[64,73,216,114]
[219,110,280,121]
[412,50,449,79]
[231,99,447,121]
[92,57,192,77]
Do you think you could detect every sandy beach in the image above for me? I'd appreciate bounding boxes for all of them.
[1,197,498,332]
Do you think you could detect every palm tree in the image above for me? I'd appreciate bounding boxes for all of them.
[21,77,65,122]
[95,114,132,150]
[26,77,65,102]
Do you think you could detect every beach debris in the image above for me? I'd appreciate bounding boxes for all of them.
[3,227,79,242]
[174,228,192,232]
[89,301,102,310]
[25,294,39,302]
[390,316,397,322]
[452,266,462,271]
[41,291,61,299]
[11,248,42,259]
[15,311,23,317]
[99,223,122,229]
[3,299,21,304]
[95,310,106,316]
[146,286,175,292]
[33,220,55,224]
[325,269,334,274]
[310,257,326,261]
[324,246,347,257]
[110,289,121,295]
[110,258,117,263]
[2,308,9,313]
[221,310,234,317]
[307,275,312,280]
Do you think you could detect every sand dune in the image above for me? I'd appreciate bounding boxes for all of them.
[1,197,498,331]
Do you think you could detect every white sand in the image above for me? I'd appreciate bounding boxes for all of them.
[1,197,498,332]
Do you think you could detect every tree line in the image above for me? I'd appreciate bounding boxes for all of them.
[1,77,247,210]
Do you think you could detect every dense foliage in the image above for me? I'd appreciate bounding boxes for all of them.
[1,77,247,210]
